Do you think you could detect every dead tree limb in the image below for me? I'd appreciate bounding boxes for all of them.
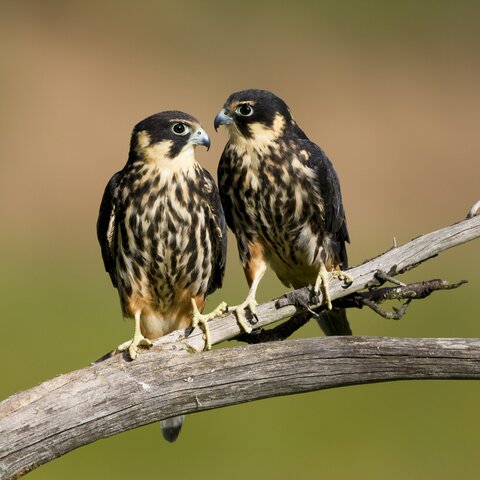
[0,211,479,479]
[2,337,480,480]
[154,211,480,353]
[235,278,467,343]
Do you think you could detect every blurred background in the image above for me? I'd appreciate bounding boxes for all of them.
[1,0,479,478]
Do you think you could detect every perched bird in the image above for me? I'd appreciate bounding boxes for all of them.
[97,111,227,362]
[215,89,352,335]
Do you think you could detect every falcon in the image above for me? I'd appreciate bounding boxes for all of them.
[97,111,227,362]
[215,89,352,335]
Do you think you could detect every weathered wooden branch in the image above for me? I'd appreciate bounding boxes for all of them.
[0,211,479,479]
[153,211,480,353]
[2,337,480,480]
[338,277,468,319]
[235,278,467,343]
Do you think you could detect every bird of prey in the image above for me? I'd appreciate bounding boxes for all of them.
[215,89,352,336]
[97,111,227,362]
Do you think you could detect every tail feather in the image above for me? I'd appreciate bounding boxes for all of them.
[161,415,185,443]
[316,307,351,336]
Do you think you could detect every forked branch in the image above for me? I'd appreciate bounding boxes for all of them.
[235,277,467,343]
[0,208,479,479]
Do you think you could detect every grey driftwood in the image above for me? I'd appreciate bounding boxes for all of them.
[0,209,479,479]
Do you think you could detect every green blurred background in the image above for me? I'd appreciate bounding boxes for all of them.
[1,1,479,478]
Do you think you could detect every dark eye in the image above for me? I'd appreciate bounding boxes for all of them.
[236,104,254,117]
[172,123,189,136]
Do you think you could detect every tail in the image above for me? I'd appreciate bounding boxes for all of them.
[161,415,185,443]
[316,307,352,336]
[317,233,351,336]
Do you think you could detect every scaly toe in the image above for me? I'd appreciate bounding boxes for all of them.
[331,271,353,283]
[129,344,139,360]
[215,301,228,314]
[340,273,354,286]
[116,340,131,353]
[191,315,200,329]
[190,314,212,350]
[246,300,258,315]
[129,338,152,360]
[234,308,253,333]
[138,337,153,347]
[325,297,333,310]
[117,336,153,360]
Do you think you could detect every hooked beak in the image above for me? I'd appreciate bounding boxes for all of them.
[190,127,211,150]
[214,109,233,131]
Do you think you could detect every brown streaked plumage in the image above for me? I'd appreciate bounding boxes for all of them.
[97,111,228,442]
[97,111,227,360]
[215,89,352,336]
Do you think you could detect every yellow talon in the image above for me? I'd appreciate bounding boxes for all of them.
[191,299,228,350]
[228,296,258,334]
[115,311,152,360]
[314,265,353,310]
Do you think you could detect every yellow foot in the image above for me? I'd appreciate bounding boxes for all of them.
[191,300,228,350]
[314,267,353,310]
[228,297,258,334]
[116,335,153,360]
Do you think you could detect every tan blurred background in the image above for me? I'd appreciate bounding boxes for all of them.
[1,1,479,478]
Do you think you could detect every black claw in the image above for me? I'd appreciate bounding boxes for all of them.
[243,308,258,325]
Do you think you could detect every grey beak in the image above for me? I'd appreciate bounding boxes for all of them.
[191,128,211,150]
[214,109,233,131]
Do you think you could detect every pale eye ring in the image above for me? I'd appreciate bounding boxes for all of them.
[236,104,254,117]
[172,122,189,136]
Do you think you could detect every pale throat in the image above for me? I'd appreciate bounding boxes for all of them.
[229,113,286,157]
[136,131,197,172]
[147,142,197,173]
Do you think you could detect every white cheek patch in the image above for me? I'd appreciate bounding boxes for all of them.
[142,141,196,172]
[271,114,286,136]
[142,140,173,163]
[136,131,151,150]
[229,113,286,157]
[168,144,196,169]
[247,114,286,154]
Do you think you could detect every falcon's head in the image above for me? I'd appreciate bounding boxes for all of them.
[129,111,210,167]
[214,90,299,146]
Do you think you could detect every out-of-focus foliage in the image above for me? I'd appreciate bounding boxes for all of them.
[0,1,479,479]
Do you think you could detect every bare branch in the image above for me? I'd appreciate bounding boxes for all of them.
[467,199,480,219]
[234,311,312,344]
[155,213,480,353]
[361,297,412,319]
[0,213,479,479]
[234,278,467,342]
[332,278,467,321]
[2,337,480,479]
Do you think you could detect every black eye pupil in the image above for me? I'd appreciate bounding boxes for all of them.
[173,123,185,134]
[240,105,252,115]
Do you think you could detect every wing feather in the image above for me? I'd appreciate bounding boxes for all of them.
[217,147,237,234]
[301,140,350,267]
[96,171,122,287]
[201,168,227,294]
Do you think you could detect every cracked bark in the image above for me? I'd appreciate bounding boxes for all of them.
[0,210,479,479]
